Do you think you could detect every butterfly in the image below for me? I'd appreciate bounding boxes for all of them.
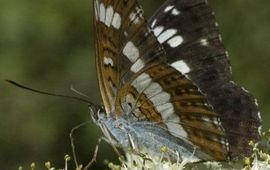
[91,0,262,162]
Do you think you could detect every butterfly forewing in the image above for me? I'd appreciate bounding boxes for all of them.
[149,0,261,158]
[94,0,164,113]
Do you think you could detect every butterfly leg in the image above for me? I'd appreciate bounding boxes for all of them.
[69,121,119,169]
[83,137,103,170]
[101,124,122,156]
[83,136,123,170]
[126,133,154,166]
[69,121,91,168]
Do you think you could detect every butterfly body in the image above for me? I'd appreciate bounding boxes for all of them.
[92,108,213,162]
[93,0,262,162]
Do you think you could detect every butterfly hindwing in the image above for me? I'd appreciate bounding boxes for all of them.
[115,61,229,160]
[149,0,261,158]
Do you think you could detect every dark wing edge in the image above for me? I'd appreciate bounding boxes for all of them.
[148,0,262,159]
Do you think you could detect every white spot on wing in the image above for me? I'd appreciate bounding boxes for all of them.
[218,34,222,41]
[151,19,157,28]
[167,35,183,47]
[132,74,171,106]
[112,12,121,29]
[241,87,249,93]
[105,6,114,27]
[157,29,177,43]
[213,118,222,126]
[129,12,136,22]
[153,26,164,36]
[104,57,114,66]
[150,92,170,106]
[129,8,142,24]
[230,80,236,85]
[220,138,228,146]
[171,60,190,74]
[255,98,259,106]
[167,114,188,138]
[156,103,174,119]
[133,18,140,25]
[164,5,174,12]
[99,3,106,23]
[131,73,151,91]
[143,82,163,97]
[123,41,139,62]
[200,38,209,46]
[124,31,128,37]
[122,94,136,112]
[172,8,180,15]
[131,59,145,72]
[258,125,262,134]
[94,0,100,20]
[202,117,211,123]
[257,111,262,120]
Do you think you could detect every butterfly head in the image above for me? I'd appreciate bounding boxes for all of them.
[89,105,107,124]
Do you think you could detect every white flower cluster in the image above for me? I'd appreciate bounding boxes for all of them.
[107,131,270,170]
[17,130,270,170]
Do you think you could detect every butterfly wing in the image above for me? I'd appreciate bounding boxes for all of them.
[94,0,164,113]
[94,0,230,160]
[148,0,262,158]
[116,62,229,160]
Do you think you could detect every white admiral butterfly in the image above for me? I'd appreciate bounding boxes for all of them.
[91,0,261,162]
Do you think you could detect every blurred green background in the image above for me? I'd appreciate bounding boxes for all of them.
[0,0,269,169]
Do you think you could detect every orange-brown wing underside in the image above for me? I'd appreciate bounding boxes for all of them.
[94,0,163,113]
[116,62,229,160]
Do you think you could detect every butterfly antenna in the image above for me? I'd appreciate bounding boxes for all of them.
[6,80,96,107]
[70,85,91,99]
